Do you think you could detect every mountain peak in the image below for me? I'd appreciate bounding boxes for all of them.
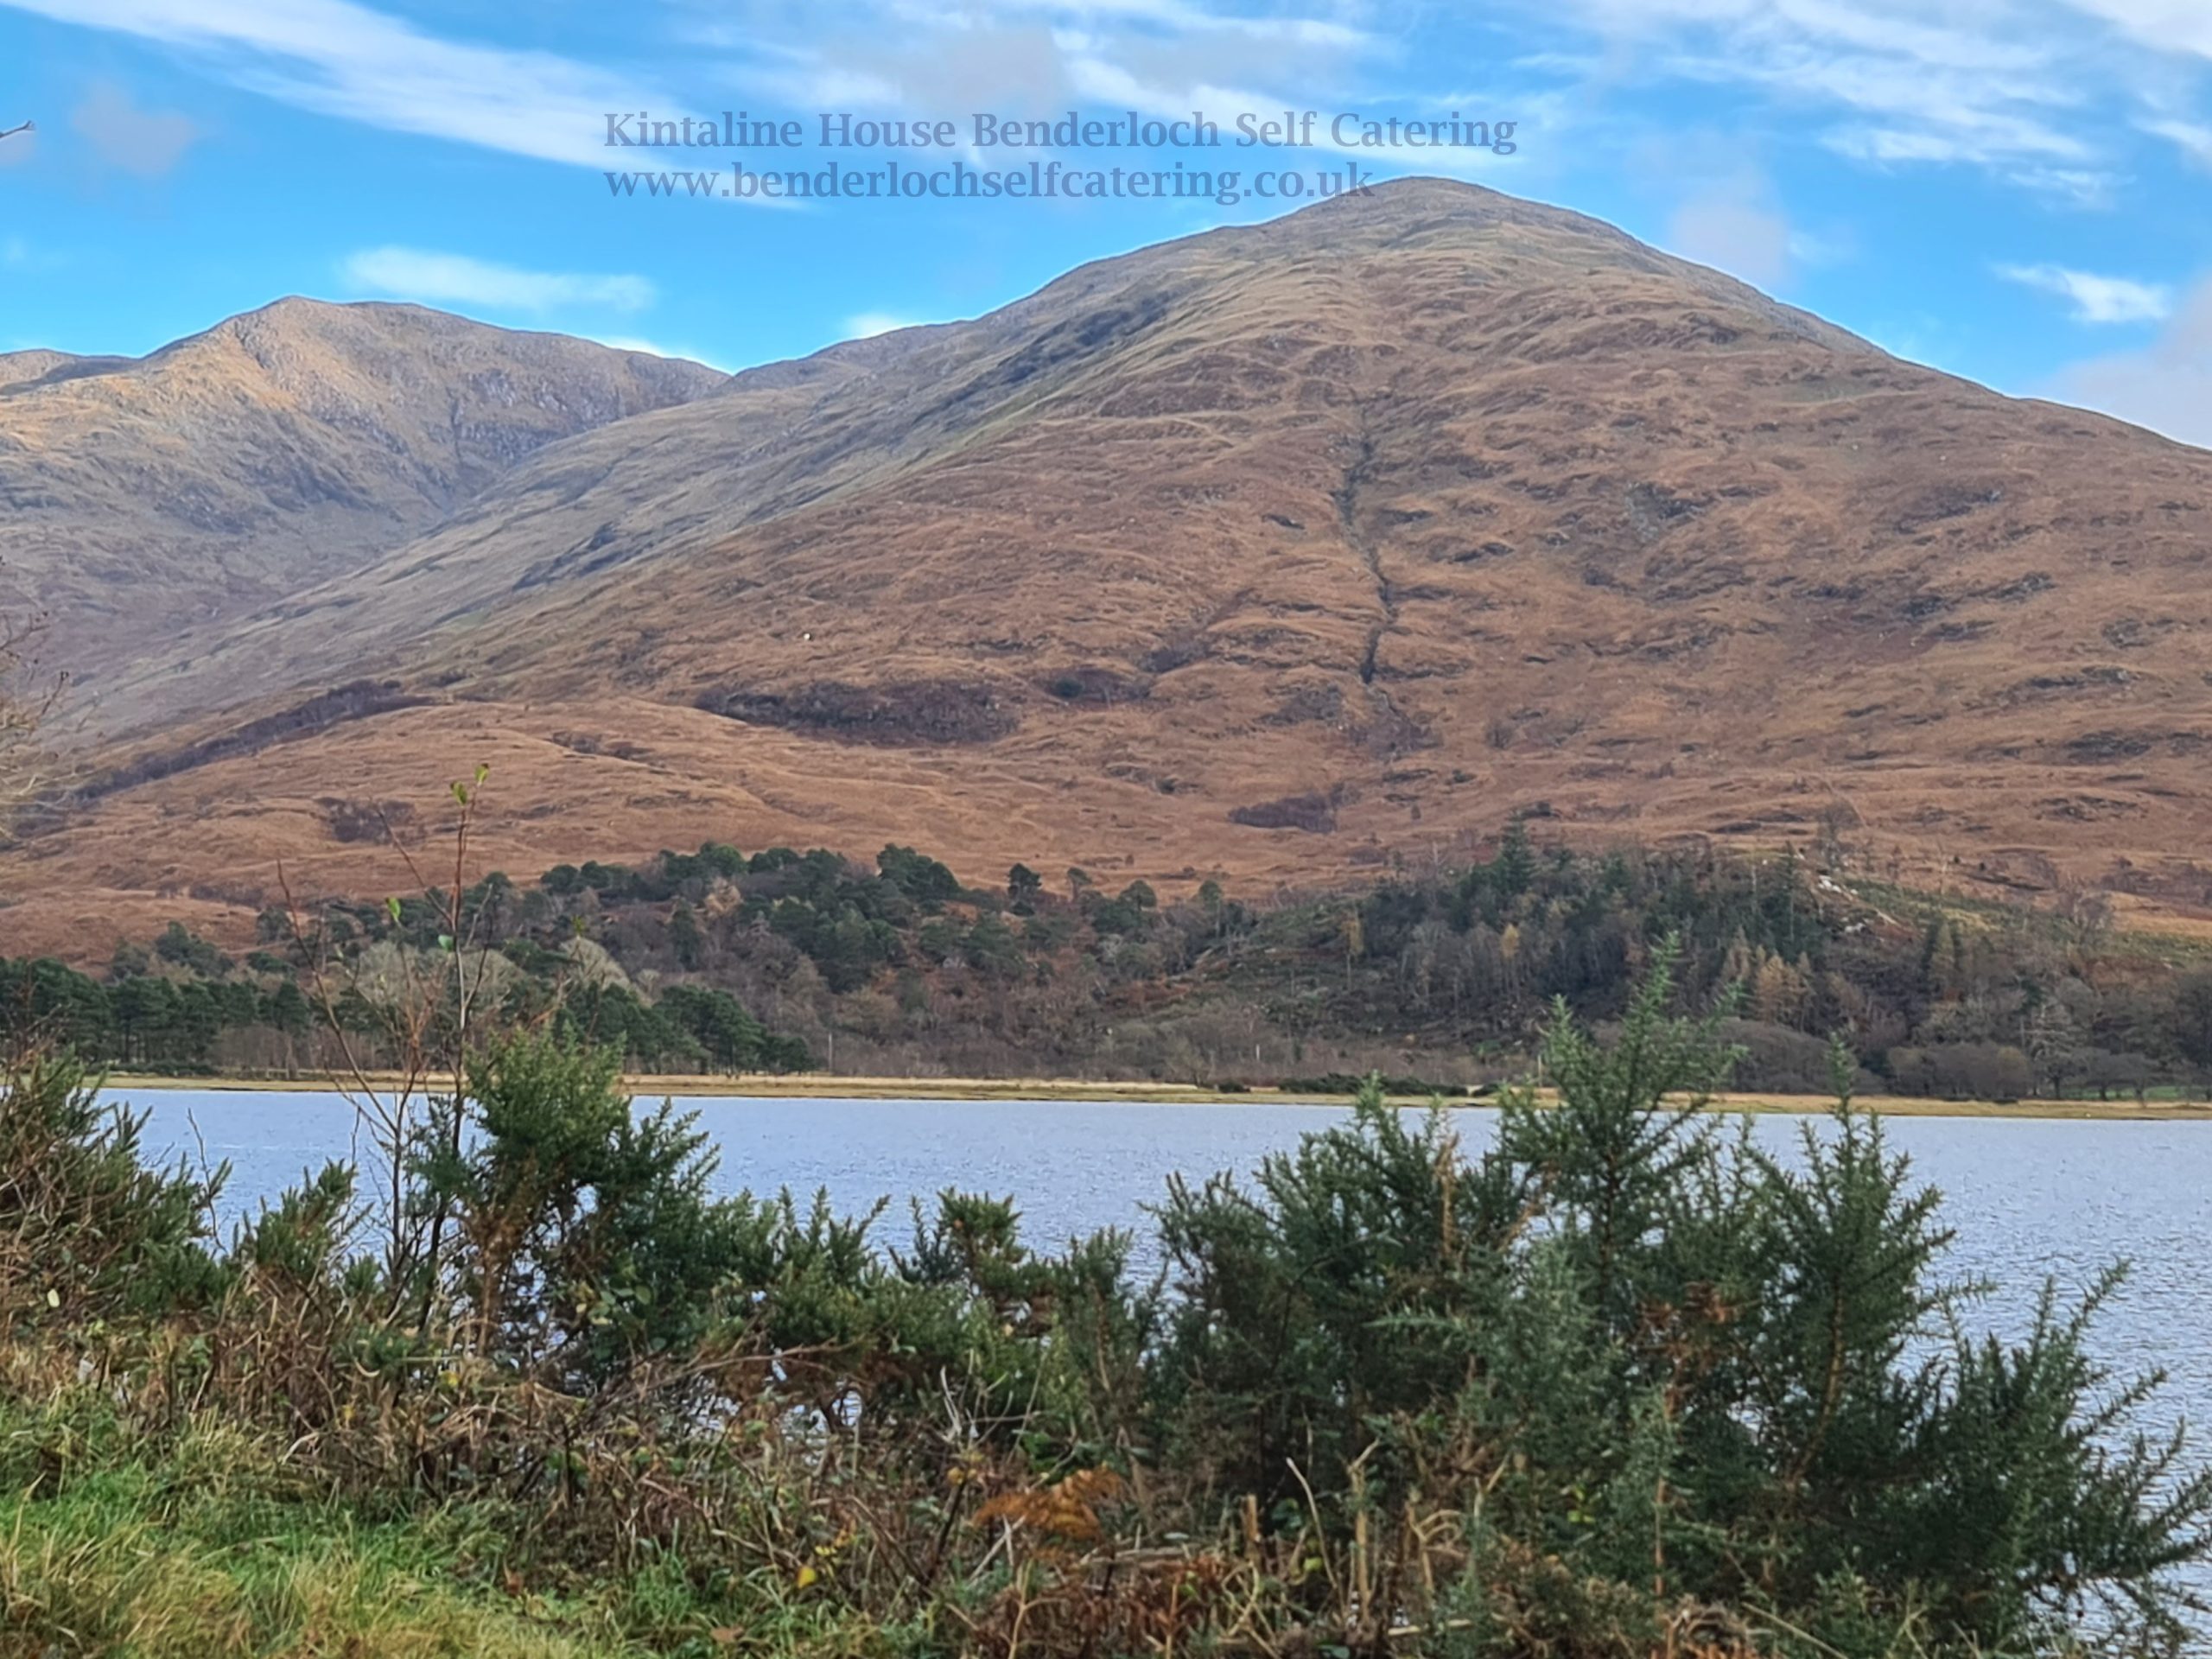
[0,295,730,690]
[175,295,721,380]
[13,181,2212,938]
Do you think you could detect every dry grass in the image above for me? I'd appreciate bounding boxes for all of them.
[0,299,721,701]
[12,180,2212,945]
[85,1067,2212,1120]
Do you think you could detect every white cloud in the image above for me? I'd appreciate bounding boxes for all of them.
[585,334,733,372]
[0,0,1446,194]
[2143,116,2212,167]
[2044,275,2212,446]
[17,0,2206,221]
[843,311,931,339]
[1549,2,2078,144]
[71,80,199,177]
[1997,261,2172,322]
[340,247,656,315]
[2001,167,2119,207]
[1498,0,2201,198]
[0,0,668,168]
[2062,0,2212,58]
[683,0,1524,188]
[1667,186,1794,288]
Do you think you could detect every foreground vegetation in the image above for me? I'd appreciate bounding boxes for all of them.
[2,949,2205,1656]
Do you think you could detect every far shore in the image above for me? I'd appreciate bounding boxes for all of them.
[92,1070,2212,1122]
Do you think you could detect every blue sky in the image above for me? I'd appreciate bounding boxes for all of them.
[2,0,2209,447]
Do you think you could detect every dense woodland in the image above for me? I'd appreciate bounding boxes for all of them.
[7,823,2212,1100]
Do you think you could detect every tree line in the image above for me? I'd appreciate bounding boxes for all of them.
[10,825,2212,1097]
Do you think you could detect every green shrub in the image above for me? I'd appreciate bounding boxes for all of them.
[0,1052,225,1332]
[1,946,2203,1656]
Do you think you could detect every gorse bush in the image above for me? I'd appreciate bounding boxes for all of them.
[0,1050,225,1333]
[1145,954,2211,1655]
[414,1036,757,1382]
[0,944,2204,1656]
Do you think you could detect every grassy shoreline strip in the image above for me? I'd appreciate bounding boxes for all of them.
[92,1070,2212,1119]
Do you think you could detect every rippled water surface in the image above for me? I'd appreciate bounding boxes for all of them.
[131,1089,2212,1452]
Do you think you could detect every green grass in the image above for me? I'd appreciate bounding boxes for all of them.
[0,1394,608,1658]
[0,1389,910,1659]
[2,1477,604,1656]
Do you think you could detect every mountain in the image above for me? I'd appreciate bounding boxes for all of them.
[0,300,725,687]
[9,178,2212,961]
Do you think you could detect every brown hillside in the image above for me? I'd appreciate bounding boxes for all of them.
[0,300,725,690]
[7,178,2212,962]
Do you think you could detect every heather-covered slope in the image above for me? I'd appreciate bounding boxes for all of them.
[10,179,2212,955]
[0,299,723,687]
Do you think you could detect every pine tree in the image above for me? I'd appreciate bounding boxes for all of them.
[669,900,703,969]
[1495,817,1535,899]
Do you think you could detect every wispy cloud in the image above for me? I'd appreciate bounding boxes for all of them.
[2064,0,2212,59]
[1,0,1455,191]
[584,334,732,372]
[685,0,1524,187]
[71,79,199,176]
[340,247,656,315]
[0,236,66,272]
[2142,116,2212,168]
[1490,0,2212,200]
[2044,274,2212,448]
[843,311,930,339]
[16,0,2210,222]
[1665,175,1796,289]
[0,0,665,168]
[1998,261,2172,322]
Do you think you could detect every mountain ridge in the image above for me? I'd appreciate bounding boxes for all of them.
[0,297,727,690]
[83,180,1894,736]
[9,176,2212,962]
